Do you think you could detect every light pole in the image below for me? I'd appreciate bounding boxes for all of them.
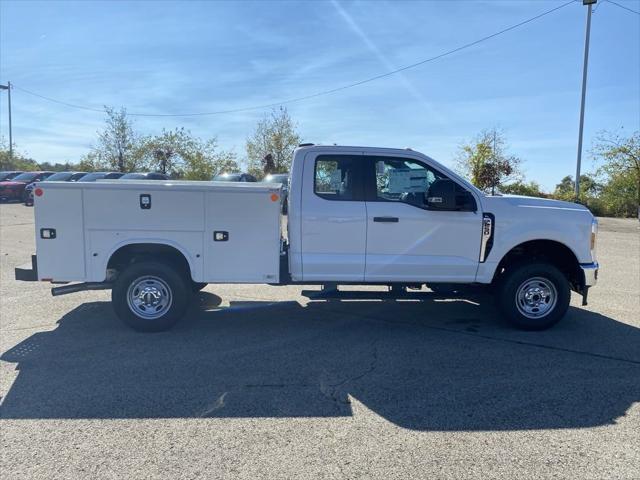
[575,0,596,200]
[0,82,12,159]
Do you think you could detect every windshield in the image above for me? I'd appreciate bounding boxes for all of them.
[11,172,40,182]
[120,173,146,179]
[77,172,105,182]
[45,172,74,182]
[0,171,19,181]
[104,172,124,179]
[213,174,241,181]
[263,174,289,185]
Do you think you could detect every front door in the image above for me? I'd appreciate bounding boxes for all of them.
[364,155,482,283]
[300,152,367,281]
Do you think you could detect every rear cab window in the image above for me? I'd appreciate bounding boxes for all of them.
[313,155,363,201]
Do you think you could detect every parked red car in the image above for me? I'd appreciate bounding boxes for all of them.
[24,171,89,206]
[0,171,55,202]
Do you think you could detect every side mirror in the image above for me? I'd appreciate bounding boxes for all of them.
[426,179,456,210]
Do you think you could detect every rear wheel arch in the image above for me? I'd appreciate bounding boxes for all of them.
[106,242,195,282]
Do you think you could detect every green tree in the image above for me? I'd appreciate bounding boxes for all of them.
[138,129,239,180]
[599,172,637,218]
[182,147,240,181]
[94,107,143,172]
[456,128,522,193]
[38,161,75,172]
[552,174,605,215]
[138,128,196,176]
[553,174,600,201]
[77,151,103,172]
[592,130,640,219]
[0,138,39,171]
[246,107,300,178]
[500,181,545,197]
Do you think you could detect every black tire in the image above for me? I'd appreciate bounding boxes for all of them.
[496,261,570,330]
[192,282,208,292]
[112,261,191,332]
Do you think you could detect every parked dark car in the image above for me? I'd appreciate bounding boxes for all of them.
[262,173,290,214]
[0,171,24,182]
[0,171,55,202]
[24,171,89,206]
[212,172,257,182]
[77,172,125,182]
[262,173,289,188]
[120,172,169,180]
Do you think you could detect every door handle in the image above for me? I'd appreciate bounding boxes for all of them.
[373,216,399,223]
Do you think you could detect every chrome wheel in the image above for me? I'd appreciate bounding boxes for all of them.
[126,276,173,320]
[515,277,557,319]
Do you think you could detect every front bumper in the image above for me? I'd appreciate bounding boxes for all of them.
[580,262,599,287]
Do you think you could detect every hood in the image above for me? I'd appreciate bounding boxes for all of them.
[488,194,590,212]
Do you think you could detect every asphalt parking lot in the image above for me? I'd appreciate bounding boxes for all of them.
[1,203,639,479]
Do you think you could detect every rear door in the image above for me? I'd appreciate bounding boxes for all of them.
[300,152,367,281]
[363,154,482,282]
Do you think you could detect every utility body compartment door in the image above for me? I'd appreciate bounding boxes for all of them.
[203,188,281,283]
[34,186,86,281]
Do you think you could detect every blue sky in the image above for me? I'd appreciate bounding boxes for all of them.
[0,0,638,190]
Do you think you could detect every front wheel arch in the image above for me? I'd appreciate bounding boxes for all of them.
[492,239,583,291]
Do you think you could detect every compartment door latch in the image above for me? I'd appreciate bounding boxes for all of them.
[140,194,151,209]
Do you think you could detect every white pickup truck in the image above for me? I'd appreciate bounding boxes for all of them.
[15,144,599,332]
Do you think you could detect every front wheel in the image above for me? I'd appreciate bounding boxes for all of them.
[112,261,191,332]
[496,262,570,330]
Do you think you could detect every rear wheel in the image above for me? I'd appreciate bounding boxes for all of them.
[112,261,190,332]
[496,262,570,330]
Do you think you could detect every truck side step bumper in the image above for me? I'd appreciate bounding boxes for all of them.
[51,282,113,296]
[301,287,424,301]
[14,255,38,281]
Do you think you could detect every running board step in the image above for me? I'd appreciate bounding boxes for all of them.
[301,289,427,301]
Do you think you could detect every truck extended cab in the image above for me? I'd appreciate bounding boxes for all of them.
[15,145,599,332]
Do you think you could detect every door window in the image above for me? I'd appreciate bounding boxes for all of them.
[368,157,476,211]
[314,155,362,201]
[371,157,446,207]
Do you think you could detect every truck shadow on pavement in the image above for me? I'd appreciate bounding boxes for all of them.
[2,290,639,431]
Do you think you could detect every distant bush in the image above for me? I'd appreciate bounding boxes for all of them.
[500,181,546,197]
